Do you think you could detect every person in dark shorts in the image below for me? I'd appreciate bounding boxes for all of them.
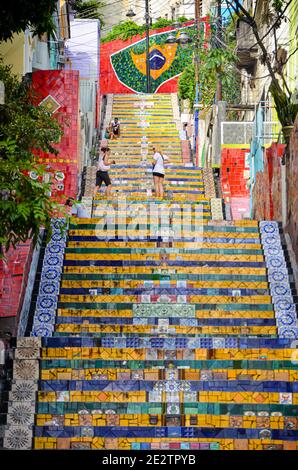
[94,147,115,198]
[152,146,169,198]
[110,117,120,139]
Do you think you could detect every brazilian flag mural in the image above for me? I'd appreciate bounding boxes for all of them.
[110,25,202,94]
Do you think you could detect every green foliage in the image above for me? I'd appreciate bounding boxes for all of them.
[72,0,105,27]
[0,57,64,253]
[177,8,240,112]
[101,16,190,43]
[269,82,298,142]
[178,63,196,108]
[272,0,284,13]
[111,26,195,93]
[101,21,146,43]
[0,1,57,42]
[177,16,191,23]
[178,46,238,111]
[151,18,172,29]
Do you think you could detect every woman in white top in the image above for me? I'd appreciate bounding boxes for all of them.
[94,147,115,198]
[152,147,168,198]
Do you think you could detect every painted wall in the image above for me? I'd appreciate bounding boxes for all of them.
[252,142,285,222]
[0,33,25,77]
[221,148,250,220]
[0,242,33,327]
[100,20,209,95]
[31,70,80,201]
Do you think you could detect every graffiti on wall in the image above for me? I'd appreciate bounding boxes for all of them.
[100,21,209,94]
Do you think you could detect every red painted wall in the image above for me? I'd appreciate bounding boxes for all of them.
[100,19,209,95]
[32,70,80,201]
[0,242,33,325]
[0,71,80,325]
[221,148,250,200]
[221,148,251,220]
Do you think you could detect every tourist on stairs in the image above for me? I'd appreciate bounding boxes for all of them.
[152,146,168,198]
[110,117,121,140]
[94,147,116,198]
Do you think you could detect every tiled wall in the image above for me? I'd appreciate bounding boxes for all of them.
[252,143,284,221]
[32,70,80,201]
[221,148,250,220]
[3,337,41,449]
[31,219,67,337]
[100,22,208,95]
[260,221,298,339]
[0,242,33,330]
[287,115,298,264]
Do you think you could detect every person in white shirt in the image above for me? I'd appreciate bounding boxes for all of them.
[94,147,116,198]
[152,146,169,198]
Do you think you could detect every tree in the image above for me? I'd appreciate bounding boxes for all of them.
[178,43,238,112]
[225,0,298,148]
[71,0,106,27]
[101,17,189,43]
[0,1,57,42]
[0,57,64,254]
[101,21,145,43]
[178,63,196,108]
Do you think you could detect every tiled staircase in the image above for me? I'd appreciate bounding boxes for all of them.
[4,94,298,451]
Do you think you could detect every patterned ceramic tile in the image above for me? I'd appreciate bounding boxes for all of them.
[25,98,298,451]
[133,304,195,317]
[15,347,40,360]
[4,426,33,449]
[17,338,41,349]
[7,402,35,426]
[13,360,39,381]
[31,323,55,337]
[260,220,298,338]
[211,198,224,221]
[31,218,67,337]
[10,381,37,402]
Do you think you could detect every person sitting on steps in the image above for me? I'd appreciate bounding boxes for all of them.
[110,117,120,140]
[65,198,89,218]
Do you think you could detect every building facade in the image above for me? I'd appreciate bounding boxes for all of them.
[100,0,213,36]
[0,0,70,77]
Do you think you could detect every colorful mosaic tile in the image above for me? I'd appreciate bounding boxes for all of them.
[17,94,298,451]
[31,219,67,337]
[260,221,298,339]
